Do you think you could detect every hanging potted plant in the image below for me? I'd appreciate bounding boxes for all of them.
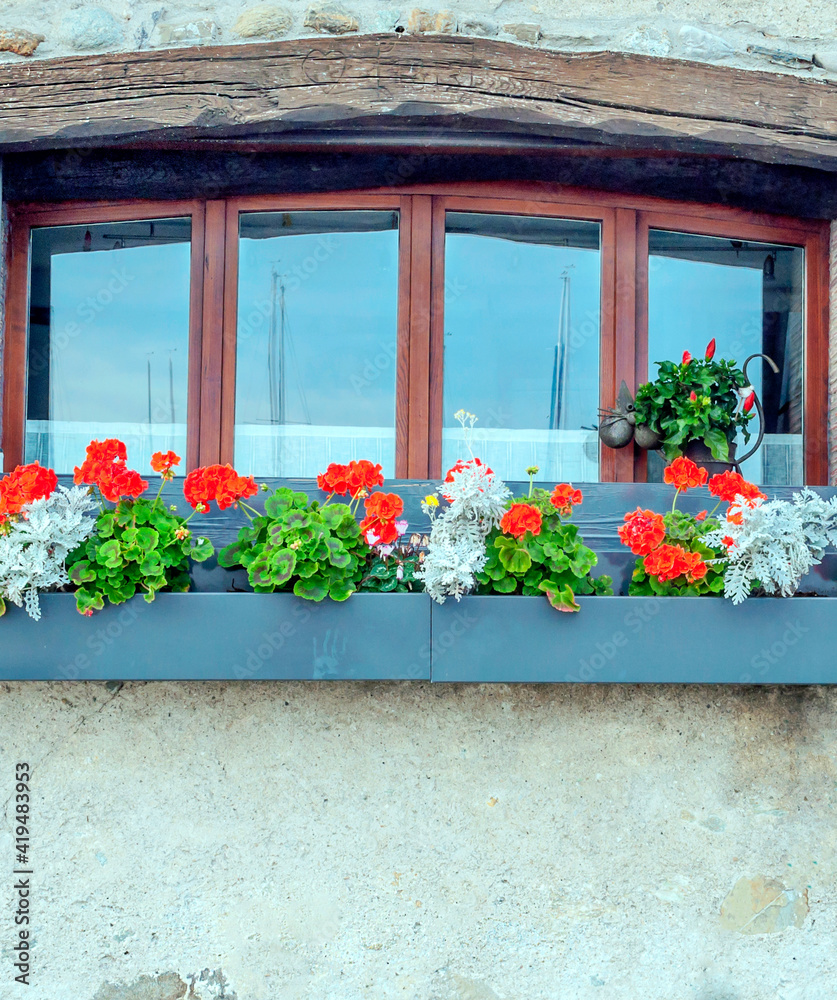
[600,341,778,476]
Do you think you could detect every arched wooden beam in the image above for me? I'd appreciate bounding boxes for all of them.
[1,34,837,170]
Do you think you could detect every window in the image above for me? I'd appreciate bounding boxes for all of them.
[4,188,829,484]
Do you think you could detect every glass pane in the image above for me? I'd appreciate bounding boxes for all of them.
[648,230,805,485]
[27,218,191,474]
[442,213,601,481]
[235,210,399,478]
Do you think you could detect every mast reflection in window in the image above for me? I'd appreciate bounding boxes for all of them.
[442,213,601,482]
[235,211,399,478]
[26,219,191,474]
[647,230,805,485]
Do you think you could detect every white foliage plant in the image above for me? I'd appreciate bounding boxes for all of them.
[417,411,511,603]
[704,488,837,604]
[0,486,96,620]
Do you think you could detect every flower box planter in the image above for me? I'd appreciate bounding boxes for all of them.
[430,596,837,684]
[0,593,432,681]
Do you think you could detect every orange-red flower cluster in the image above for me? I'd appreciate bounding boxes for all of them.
[317,460,384,497]
[551,483,583,516]
[708,471,765,505]
[643,543,707,583]
[500,502,542,539]
[663,457,708,492]
[74,439,149,503]
[618,508,666,556]
[151,450,181,479]
[0,462,58,525]
[360,492,405,545]
[183,464,257,512]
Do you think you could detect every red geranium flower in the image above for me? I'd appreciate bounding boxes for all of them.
[441,458,494,501]
[73,439,149,502]
[551,483,583,515]
[618,507,666,556]
[444,457,493,483]
[151,450,181,478]
[695,510,707,521]
[708,471,766,505]
[663,456,708,492]
[317,463,350,495]
[363,492,404,522]
[317,460,383,497]
[97,466,149,503]
[643,543,706,583]
[0,462,58,525]
[360,492,405,546]
[500,503,542,539]
[183,464,257,511]
[74,439,128,487]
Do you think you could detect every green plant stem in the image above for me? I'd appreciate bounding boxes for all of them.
[671,488,680,515]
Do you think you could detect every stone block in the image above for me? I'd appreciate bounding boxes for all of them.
[0,28,44,57]
[719,875,809,934]
[234,5,293,39]
[60,7,123,51]
[303,4,359,34]
[678,25,734,61]
[156,19,218,46]
[502,22,541,45]
[459,18,498,37]
[407,9,456,33]
[92,972,188,1000]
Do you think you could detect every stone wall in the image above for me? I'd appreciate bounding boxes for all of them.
[1,0,837,77]
[1,680,835,1000]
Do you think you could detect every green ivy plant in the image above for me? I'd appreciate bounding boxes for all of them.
[218,488,367,602]
[68,501,213,615]
[475,481,613,612]
[633,346,753,462]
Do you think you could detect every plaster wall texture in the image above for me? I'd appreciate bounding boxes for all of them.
[0,680,835,1000]
[2,0,837,77]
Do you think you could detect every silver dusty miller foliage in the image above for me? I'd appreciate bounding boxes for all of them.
[0,486,96,619]
[705,488,837,604]
[417,411,511,603]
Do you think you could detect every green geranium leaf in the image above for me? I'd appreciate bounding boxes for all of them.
[293,577,329,602]
[328,580,356,601]
[69,560,97,585]
[269,549,296,586]
[190,536,214,562]
[97,539,123,569]
[218,542,245,568]
[543,584,581,613]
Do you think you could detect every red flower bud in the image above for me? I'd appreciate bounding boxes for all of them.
[682,351,692,365]
[705,338,716,360]
[689,390,697,401]
[743,390,756,413]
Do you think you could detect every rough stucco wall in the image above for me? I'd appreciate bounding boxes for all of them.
[0,681,835,1000]
[0,5,835,999]
[2,0,837,77]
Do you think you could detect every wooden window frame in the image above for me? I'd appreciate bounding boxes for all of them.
[4,183,830,483]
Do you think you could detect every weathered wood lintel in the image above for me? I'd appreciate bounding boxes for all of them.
[1,35,837,170]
